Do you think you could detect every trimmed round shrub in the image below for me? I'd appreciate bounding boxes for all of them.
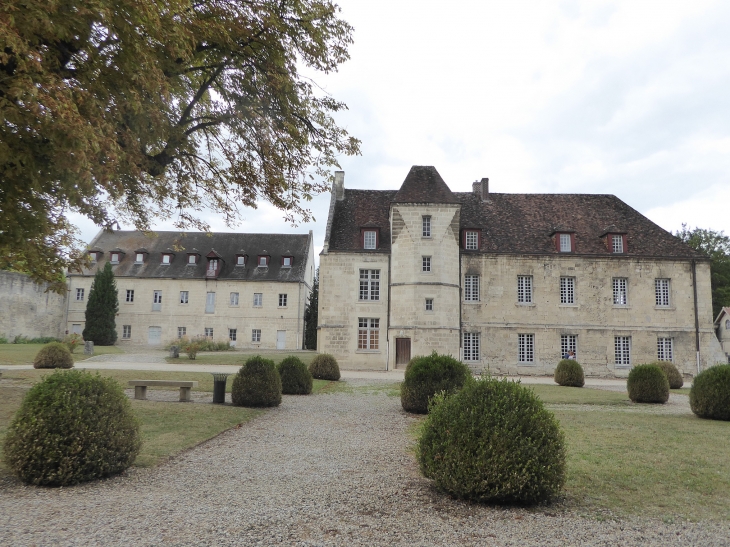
[231,356,282,407]
[418,378,566,505]
[277,356,313,395]
[553,359,585,387]
[3,370,141,486]
[401,352,471,414]
[627,364,669,404]
[651,361,684,389]
[690,364,730,421]
[308,354,340,381]
[33,342,74,369]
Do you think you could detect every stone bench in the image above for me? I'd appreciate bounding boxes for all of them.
[128,380,199,402]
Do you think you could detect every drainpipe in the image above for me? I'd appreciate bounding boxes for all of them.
[691,259,701,373]
[386,243,392,372]
[297,282,302,350]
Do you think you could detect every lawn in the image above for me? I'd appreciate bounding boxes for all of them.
[166,349,318,366]
[0,343,123,366]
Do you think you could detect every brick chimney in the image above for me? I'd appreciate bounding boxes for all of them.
[334,171,345,201]
[472,177,489,201]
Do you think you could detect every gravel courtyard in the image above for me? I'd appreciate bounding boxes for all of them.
[1,379,728,546]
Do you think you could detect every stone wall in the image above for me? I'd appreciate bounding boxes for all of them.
[0,271,66,340]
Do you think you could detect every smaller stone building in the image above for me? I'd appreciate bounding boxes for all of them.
[66,230,315,349]
[715,307,730,362]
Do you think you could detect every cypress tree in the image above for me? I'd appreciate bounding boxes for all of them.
[83,262,119,345]
[304,269,319,350]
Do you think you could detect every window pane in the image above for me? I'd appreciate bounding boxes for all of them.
[613,278,627,305]
[465,231,478,250]
[254,293,262,306]
[655,279,670,307]
[358,318,379,349]
[463,332,480,361]
[560,277,574,304]
[422,256,431,272]
[363,231,376,249]
[561,335,577,358]
[612,235,624,253]
[422,216,431,237]
[517,276,532,303]
[615,336,631,365]
[425,298,433,311]
[359,269,380,301]
[230,292,239,306]
[518,334,534,362]
[464,275,479,301]
[559,233,571,252]
[657,338,673,361]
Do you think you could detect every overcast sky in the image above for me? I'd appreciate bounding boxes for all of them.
[75,0,730,260]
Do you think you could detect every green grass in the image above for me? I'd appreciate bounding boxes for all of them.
[0,343,123,365]
[166,350,317,366]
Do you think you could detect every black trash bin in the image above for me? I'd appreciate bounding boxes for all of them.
[211,373,231,404]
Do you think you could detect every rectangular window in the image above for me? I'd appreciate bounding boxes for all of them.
[422,216,431,237]
[657,338,673,362]
[180,291,189,304]
[236,256,245,266]
[282,256,292,267]
[253,293,263,307]
[613,278,628,305]
[135,253,144,263]
[229,329,237,342]
[358,318,380,350]
[463,332,480,362]
[422,256,431,272]
[559,233,572,252]
[465,230,479,250]
[178,327,186,339]
[655,279,670,307]
[122,325,131,339]
[560,277,575,304]
[204,327,213,338]
[126,289,134,303]
[560,335,577,359]
[252,329,261,343]
[76,288,84,301]
[363,230,377,250]
[464,275,479,301]
[258,256,268,267]
[517,276,533,303]
[152,290,162,311]
[359,269,380,301]
[162,254,171,264]
[230,292,239,306]
[279,294,288,307]
[205,292,215,314]
[518,334,535,363]
[612,234,624,253]
[425,298,433,311]
[188,254,197,264]
[110,253,120,264]
[615,336,631,366]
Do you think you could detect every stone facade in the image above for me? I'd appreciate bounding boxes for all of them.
[318,166,726,376]
[715,308,730,362]
[0,271,66,340]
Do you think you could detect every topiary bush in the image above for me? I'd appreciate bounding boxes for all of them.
[651,361,684,389]
[401,352,471,414]
[277,356,313,395]
[3,370,141,486]
[231,356,282,407]
[627,364,669,403]
[690,364,730,421]
[308,353,340,381]
[417,378,566,505]
[553,359,585,387]
[33,341,74,369]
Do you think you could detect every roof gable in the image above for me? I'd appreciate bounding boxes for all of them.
[392,166,459,204]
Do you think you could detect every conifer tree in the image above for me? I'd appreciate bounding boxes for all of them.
[83,262,119,345]
[304,269,319,350]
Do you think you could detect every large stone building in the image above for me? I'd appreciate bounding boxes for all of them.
[66,231,315,349]
[318,166,725,376]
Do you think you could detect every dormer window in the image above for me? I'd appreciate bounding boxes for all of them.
[609,234,626,254]
[236,255,246,266]
[556,233,575,253]
[463,229,480,250]
[89,252,99,262]
[135,253,145,264]
[161,254,172,264]
[361,229,378,250]
[282,256,293,268]
[110,252,120,264]
[187,254,198,265]
[258,255,270,267]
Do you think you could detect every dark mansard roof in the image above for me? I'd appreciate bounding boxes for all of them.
[72,231,312,282]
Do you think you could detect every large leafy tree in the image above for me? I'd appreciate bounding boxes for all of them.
[676,225,730,318]
[83,261,119,345]
[0,0,359,291]
[304,267,318,350]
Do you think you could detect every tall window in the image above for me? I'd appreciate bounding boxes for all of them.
[613,278,628,305]
[253,293,263,307]
[204,327,214,338]
[359,269,380,301]
[153,290,162,311]
[363,230,377,250]
[358,318,379,350]
[615,336,631,366]
[518,334,535,363]
[422,256,431,272]
[279,294,288,307]
[561,335,577,358]
[559,233,572,252]
[252,329,261,343]
[425,298,434,311]
[180,291,189,304]
[612,234,624,253]
[517,276,533,303]
[655,279,670,307]
[657,338,673,362]
[465,230,479,250]
[422,216,431,237]
[126,289,134,303]
[122,325,131,339]
[463,332,480,362]
[560,277,575,304]
[205,292,215,313]
[230,292,239,306]
[229,329,237,342]
[464,275,479,301]
[76,288,84,301]
[178,327,186,339]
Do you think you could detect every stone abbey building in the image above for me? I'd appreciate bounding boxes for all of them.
[317,166,725,375]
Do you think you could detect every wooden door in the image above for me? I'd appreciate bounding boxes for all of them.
[395,338,411,367]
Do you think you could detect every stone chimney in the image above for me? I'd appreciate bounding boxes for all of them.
[472,177,489,201]
[334,171,345,201]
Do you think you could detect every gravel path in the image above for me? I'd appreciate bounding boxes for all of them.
[1,379,727,546]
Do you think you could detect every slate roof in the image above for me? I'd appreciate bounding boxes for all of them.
[72,231,312,282]
[328,190,397,252]
[393,166,460,204]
